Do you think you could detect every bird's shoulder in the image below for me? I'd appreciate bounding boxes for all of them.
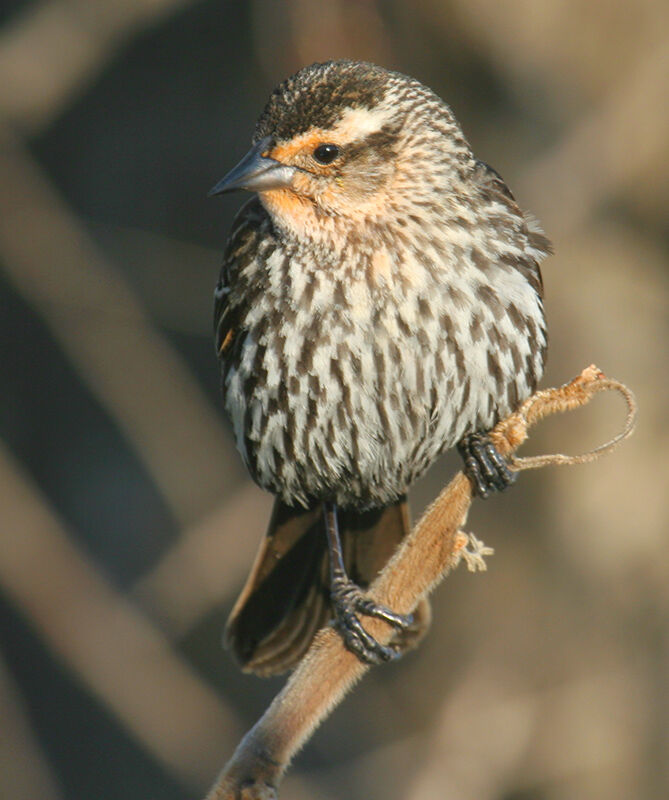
[471,159,552,295]
[214,196,273,358]
[471,159,517,203]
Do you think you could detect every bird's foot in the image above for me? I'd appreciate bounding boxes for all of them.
[330,577,414,665]
[458,431,517,498]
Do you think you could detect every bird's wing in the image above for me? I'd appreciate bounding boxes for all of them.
[473,159,553,257]
[472,159,518,202]
[473,159,552,295]
[214,195,268,358]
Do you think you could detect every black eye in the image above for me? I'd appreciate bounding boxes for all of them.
[313,143,340,165]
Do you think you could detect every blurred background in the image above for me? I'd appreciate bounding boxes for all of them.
[1,1,667,799]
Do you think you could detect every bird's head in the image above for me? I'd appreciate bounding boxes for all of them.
[210,61,471,241]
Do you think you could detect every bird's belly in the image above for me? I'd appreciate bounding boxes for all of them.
[225,336,442,507]
[224,288,544,508]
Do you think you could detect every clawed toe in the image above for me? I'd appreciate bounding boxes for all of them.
[331,579,413,665]
[458,431,516,498]
[324,502,415,666]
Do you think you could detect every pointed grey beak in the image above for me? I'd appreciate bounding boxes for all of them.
[208,136,296,196]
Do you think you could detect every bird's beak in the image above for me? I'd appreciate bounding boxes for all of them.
[208,136,296,196]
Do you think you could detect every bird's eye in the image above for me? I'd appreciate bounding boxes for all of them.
[313,143,340,165]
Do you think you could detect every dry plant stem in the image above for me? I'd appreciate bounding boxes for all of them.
[205,365,636,800]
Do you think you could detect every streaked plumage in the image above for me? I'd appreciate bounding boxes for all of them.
[212,60,550,674]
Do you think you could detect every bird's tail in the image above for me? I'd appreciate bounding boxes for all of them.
[225,496,430,676]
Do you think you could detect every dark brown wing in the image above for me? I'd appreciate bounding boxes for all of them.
[225,496,429,676]
[214,195,268,359]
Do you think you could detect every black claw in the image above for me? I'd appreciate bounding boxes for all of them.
[330,578,413,665]
[458,431,516,498]
[356,597,414,629]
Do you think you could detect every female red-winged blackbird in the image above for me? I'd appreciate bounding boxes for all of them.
[211,60,550,675]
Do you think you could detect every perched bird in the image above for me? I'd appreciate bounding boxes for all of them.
[210,60,550,676]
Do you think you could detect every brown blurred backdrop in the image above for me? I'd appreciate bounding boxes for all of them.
[0,1,667,799]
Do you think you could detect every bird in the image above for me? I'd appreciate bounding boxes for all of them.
[210,60,551,676]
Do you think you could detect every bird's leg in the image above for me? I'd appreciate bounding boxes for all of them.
[457,431,517,498]
[324,502,414,665]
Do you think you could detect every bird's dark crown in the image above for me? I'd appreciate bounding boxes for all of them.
[254,60,394,143]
